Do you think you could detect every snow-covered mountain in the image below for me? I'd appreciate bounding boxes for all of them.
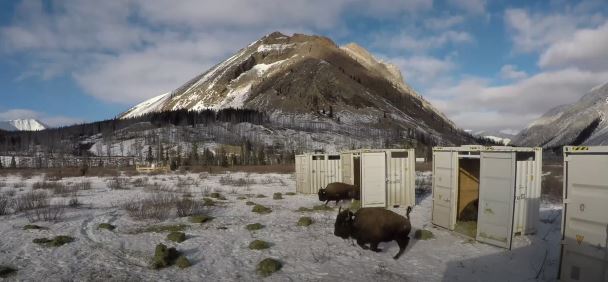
[121,32,473,145]
[513,81,608,147]
[472,130,515,145]
[0,119,47,131]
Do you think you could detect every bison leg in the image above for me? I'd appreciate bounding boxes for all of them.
[335,200,340,206]
[356,239,369,250]
[324,200,329,206]
[393,237,410,260]
[370,242,382,252]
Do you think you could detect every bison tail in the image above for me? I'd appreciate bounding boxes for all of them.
[406,206,412,219]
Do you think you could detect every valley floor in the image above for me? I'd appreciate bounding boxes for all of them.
[0,171,561,281]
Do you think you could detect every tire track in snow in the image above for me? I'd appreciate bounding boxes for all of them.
[75,208,154,280]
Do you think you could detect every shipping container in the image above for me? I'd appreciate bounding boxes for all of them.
[294,153,342,194]
[340,149,416,208]
[559,146,608,282]
[432,145,542,249]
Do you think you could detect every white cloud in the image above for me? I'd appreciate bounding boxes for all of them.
[499,64,527,80]
[0,109,40,120]
[426,68,608,131]
[355,0,433,16]
[504,8,604,53]
[0,108,83,127]
[382,30,473,52]
[447,0,486,15]
[424,15,465,30]
[539,21,608,71]
[135,0,432,29]
[3,0,607,135]
[134,0,348,30]
[73,32,255,104]
[388,55,455,86]
[0,0,146,53]
[0,0,436,105]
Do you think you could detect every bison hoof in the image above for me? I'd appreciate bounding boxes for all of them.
[371,248,382,252]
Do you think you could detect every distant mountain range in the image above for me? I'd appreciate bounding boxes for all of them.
[472,130,515,145]
[0,119,47,131]
[513,81,608,148]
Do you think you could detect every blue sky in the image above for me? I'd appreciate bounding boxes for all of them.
[1,0,607,132]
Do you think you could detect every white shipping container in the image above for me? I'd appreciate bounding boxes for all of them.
[340,149,416,208]
[431,145,542,249]
[559,146,608,282]
[294,153,342,194]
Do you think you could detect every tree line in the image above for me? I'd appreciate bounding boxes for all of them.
[0,108,268,155]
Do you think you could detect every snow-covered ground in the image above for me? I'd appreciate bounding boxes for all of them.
[0,171,561,281]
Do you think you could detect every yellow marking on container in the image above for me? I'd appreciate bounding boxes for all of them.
[576,234,584,245]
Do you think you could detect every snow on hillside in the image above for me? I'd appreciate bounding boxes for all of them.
[86,120,395,158]
[0,171,561,281]
[513,81,608,147]
[121,93,172,119]
[0,119,47,131]
[471,130,515,145]
[482,135,511,145]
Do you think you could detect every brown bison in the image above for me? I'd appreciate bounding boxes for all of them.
[334,206,412,259]
[318,182,359,205]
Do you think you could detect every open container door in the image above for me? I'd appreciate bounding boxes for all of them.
[295,155,309,194]
[340,153,353,185]
[477,151,516,249]
[560,150,608,282]
[432,151,456,230]
[361,152,386,207]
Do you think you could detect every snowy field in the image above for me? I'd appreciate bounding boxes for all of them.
[0,171,561,281]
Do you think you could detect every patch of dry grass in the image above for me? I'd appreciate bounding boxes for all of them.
[122,194,178,220]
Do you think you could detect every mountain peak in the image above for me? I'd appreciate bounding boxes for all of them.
[119,32,467,144]
[265,31,287,39]
[0,119,47,131]
[340,43,405,87]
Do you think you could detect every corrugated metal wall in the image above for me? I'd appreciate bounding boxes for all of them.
[386,151,407,207]
[326,156,342,190]
[560,147,608,282]
[341,153,353,185]
[514,160,539,235]
[295,154,342,194]
[309,156,326,193]
[366,149,415,208]
[296,151,415,209]
[361,152,387,207]
[295,155,308,194]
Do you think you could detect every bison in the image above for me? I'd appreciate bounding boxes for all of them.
[318,182,359,205]
[334,206,412,259]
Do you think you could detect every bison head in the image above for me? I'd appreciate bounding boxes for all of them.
[334,207,355,239]
[318,188,327,202]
